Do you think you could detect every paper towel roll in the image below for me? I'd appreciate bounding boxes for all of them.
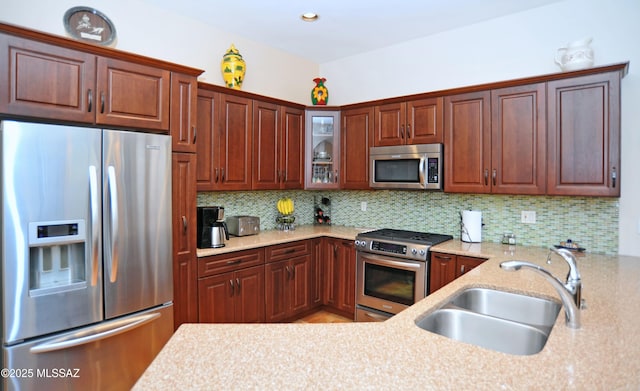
[461,210,482,243]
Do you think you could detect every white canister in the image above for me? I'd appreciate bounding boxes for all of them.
[461,210,482,243]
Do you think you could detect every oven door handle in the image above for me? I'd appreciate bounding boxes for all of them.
[360,253,423,270]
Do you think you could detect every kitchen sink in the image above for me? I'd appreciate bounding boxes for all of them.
[416,307,551,356]
[415,288,561,355]
[448,287,561,331]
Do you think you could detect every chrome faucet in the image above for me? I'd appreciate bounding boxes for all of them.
[547,247,582,307]
[500,253,582,329]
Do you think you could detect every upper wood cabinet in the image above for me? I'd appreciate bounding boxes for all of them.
[341,106,374,190]
[196,88,252,191]
[170,72,198,152]
[0,33,171,131]
[252,101,304,190]
[444,84,546,195]
[547,71,621,196]
[444,91,492,193]
[373,97,443,146]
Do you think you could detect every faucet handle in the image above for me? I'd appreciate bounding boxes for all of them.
[548,246,581,283]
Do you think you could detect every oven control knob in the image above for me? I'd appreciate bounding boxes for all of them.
[411,248,417,255]
[419,249,426,256]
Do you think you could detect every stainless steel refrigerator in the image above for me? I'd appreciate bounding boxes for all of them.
[1,120,174,390]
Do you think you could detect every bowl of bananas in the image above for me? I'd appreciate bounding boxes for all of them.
[276,197,295,230]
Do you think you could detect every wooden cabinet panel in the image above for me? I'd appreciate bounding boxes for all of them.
[408,97,443,144]
[198,272,236,323]
[195,89,219,191]
[0,33,96,122]
[172,152,198,329]
[341,106,373,189]
[491,84,546,194]
[429,252,457,294]
[373,98,443,146]
[198,248,264,278]
[311,238,323,306]
[219,94,252,190]
[323,238,356,318]
[547,72,621,196]
[429,252,486,293]
[170,72,197,152]
[234,265,266,323]
[96,57,170,131]
[252,100,280,189]
[444,91,492,193]
[266,240,311,263]
[265,260,289,322]
[281,106,305,189]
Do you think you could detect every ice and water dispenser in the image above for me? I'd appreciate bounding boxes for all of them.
[28,220,87,296]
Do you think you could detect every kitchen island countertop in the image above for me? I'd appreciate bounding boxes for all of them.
[136,228,640,390]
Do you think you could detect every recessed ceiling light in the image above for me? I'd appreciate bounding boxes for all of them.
[301,12,319,22]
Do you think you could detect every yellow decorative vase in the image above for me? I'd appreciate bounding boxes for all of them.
[221,44,246,89]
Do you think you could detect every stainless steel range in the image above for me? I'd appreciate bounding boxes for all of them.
[354,229,453,322]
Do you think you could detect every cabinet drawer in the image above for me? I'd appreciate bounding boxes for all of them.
[266,240,311,263]
[198,248,264,278]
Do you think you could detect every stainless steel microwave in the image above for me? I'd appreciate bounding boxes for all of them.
[369,144,443,190]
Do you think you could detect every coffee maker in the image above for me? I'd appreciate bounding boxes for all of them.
[197,206,229,248]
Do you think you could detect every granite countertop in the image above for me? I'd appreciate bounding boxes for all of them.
[136,227,640,390]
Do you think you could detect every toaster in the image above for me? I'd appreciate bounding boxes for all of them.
[226,215,260,236]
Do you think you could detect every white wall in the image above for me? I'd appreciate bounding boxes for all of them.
[2,0,319,103]
[320,0,640,256]
[3,0,639,256]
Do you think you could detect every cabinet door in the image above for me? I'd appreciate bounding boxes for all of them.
[429,252,457,293]
[323,239,339,307]
[289,255,312,316]
[252,100,280,189]
[265,260,289,322]
[0,33,96,123]
[195,89,219,191]
[198,272,236,323]
[305,110,341,189]
[219,94,252,190]
[170,72,197,153]
[281,106,305,189]
[172,153,198,329]
[96,57,170,131]
[337,240,356,317]
[234,265,265,323]
[491,84,546,195]
[547,72,621,196]
[407,97,443,144]
[444,91,492,193]
[373,102,405,146]
[456,256,486,277]
[341,106,373,190]
[311,239,324,306]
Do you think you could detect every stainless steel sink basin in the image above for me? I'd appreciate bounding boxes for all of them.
[415,288,561,355]
[448,288,561,331]
[416,307,551,356]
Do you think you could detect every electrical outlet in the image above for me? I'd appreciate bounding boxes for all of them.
[361,201,367,212]
[521,211,536,224]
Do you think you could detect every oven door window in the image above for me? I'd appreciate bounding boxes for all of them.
[363,262,416,306]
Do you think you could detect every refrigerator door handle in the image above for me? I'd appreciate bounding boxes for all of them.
[107,165,119,283]
[89,165,100,286]
[29,312,161,354]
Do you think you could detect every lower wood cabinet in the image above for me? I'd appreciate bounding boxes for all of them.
[323,238,356,318]
[429,252,486,294]
[265,241,314,322]
[197,249,265,323]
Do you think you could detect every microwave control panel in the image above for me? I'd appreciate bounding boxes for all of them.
[427,158,439,183]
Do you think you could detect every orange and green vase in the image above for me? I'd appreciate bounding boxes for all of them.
[221,44,246,90]
[311,77,328,105]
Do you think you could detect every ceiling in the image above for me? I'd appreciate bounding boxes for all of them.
[143,0,563,63]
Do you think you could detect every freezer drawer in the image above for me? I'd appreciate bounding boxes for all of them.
[2,304,173,391]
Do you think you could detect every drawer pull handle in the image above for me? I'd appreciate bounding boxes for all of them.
[226,260,241,265]
[229,279,234,296]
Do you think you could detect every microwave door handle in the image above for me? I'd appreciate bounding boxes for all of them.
[419,157,426,188]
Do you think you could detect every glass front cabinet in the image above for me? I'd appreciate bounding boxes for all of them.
[305,109,341,189]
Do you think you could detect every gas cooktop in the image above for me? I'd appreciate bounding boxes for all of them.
[357,229,453,246]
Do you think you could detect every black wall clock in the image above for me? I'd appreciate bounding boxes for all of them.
[63,6,117,46]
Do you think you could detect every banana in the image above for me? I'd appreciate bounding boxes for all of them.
[277,197,294,215]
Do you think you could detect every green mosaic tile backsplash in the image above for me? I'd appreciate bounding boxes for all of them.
[198,190,619,255]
